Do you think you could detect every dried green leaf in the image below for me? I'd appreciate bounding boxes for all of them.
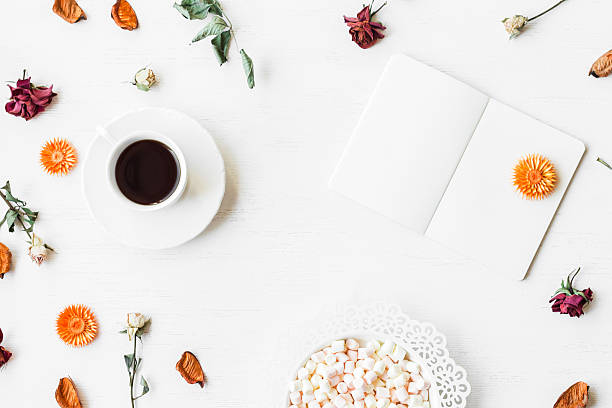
[240,49,255,89]
[134,376,150,399]
[173,0,212,20]
[192,16,227,42]
[124,353,135,372]
[5,210,17,232]
[211,30,231,65]
[1,181,11,193]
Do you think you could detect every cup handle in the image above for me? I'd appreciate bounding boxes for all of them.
[96,126,118,145]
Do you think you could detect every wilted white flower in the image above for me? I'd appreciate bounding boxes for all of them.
[126,312,149,341]
[133,67,157,91]
[28,234,48,265]
[502,15,528,39]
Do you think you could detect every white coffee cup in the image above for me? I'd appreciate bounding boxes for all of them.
[96,126,188,211]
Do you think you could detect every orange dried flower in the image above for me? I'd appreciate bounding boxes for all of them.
[40,138,77,176]
[0,243,11,279]
[56,305,98,347]
[513,154,557,200]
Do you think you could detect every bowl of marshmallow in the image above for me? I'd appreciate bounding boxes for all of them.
[286,335,438,408]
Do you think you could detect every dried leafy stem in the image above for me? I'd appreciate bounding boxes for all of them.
[174,0,255,89]
[120,322,150,407]
[0,181,38,240]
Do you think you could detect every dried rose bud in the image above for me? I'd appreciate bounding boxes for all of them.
[0,328,12,368]
[549,268,592,318]
[5,75,56,121]
[343,2,387,49]
[28,234,49,266]
[502,15,528,38]
[133,68,157,92]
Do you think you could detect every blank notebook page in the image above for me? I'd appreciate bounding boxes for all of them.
[329,55,489,233]
[425,100,585,279]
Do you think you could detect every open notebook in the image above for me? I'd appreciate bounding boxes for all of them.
[330,54,585,280]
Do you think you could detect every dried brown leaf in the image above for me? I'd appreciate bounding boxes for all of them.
[0,243,11,279]
[176,351,205,387]
[55,377,82,408]
[554,381,589,408]
[589,50,612,78]
[52,0,86,24]
[111,0,139,31]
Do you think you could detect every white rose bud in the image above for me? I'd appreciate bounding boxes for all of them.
[126,312,149,341]
[133,67,157,91]
[28,234,48,266]
[502,15,528,39]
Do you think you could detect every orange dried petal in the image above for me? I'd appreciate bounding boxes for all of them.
[55,377,82,408]
[111,0,139,31]
[589,49,612,78]
[53,0,86,24]
[554,381,589,408]
[176,351,205,387]
[0,243,11,279]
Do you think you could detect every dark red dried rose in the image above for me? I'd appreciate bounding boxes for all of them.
[5,74,57,121]
[0,328,11,368]
[343,2,387,49]
[549,268,593,318]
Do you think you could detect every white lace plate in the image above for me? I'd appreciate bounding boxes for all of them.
[287,303,470,408]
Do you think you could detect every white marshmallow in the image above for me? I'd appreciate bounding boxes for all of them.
[312,351,326,363]
[323,403,334,408]
[390,347,406,363]
[372,361,386,375]
[336,353,349,363]
[410,374,425,390]
[353,367,366,378]
[408,382,423,394]
[354,400,365,408]
[344,361,356,374]
[314,389,328,403]
[325,354,337,365]
[422,403,430,408]
[290,392,302,404]
[395,387,409,403]
[399,361,419,373]
[344,374,354,385]
[333,395,347,408]
[361,358,375,371]
[419,390,428,401]
[303,393,315,403]
[363,371,378,385]
[323,347,333,355]
[298,367,310,380]
[311,375,323,387]
[366,340,381,351]
[337,382,349,394]
[383,357,394,368]
[379,341,395,356]
[388,404,397,408]
[408,395,423,406]
[302,380,314,393]
[331,340,346,353]
[358,348,373,359]
[351,389,365,401]
[334,362,346,374]
[320,380,332,393]
[387,365,401,379]
[347,350,359,362]
[375,387,390,399]
[308,401,322,408]
[352,377,365,390]
[346,338,360,350]
[329,376,341,387]
[392,374,407,388]
[364,395,377,408]
[375,398,390,408]
[289,380,302,392]
[306,360,317,374]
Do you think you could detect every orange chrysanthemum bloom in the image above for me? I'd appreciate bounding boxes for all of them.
[513,154,557,200]
[56,305,98,347]
[40,138,77,176]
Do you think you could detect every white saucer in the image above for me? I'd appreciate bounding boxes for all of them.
[82,107,225,249]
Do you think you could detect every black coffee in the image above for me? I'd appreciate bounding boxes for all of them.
[115,140,180,205]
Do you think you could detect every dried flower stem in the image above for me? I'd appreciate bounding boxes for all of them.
[370,1,387,18]
[0,190,32,240]
[597,157,612,170]
[129,336,137,408]
[528,0,567,22]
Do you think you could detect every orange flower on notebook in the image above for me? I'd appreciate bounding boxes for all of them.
[56,305,98,347]
[40,138,77,176]
[513,154,557,200]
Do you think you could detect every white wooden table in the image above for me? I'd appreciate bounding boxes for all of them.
[2,0,612,406]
